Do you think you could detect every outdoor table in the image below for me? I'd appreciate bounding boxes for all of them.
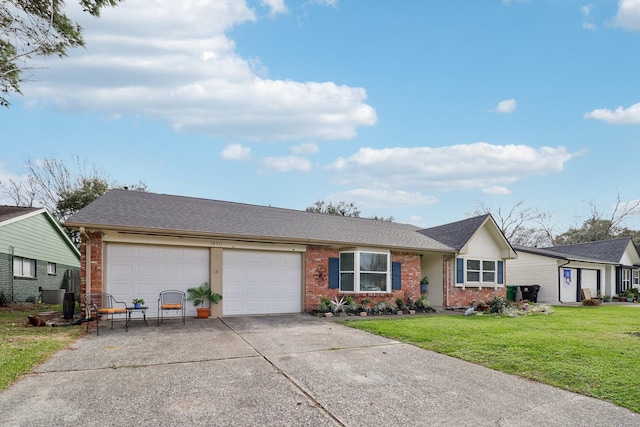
[126,306,149,329]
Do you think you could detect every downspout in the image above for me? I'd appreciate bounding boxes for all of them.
[80,227,91,318]
[9,246,14,303]
[558,260,570,304]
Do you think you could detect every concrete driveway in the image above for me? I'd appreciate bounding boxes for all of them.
[0,314,638,426]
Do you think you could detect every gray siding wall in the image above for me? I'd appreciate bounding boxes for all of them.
[0,213,80,267]
[0,252,79,303]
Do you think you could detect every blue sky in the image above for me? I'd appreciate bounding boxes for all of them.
[2,0,640,233]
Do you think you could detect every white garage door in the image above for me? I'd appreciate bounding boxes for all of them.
[223,250,302,315]
[106,244,209,318]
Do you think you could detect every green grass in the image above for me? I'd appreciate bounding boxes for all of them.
[346,306,640,413]
[0,304,85,391]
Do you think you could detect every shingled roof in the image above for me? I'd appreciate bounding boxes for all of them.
[514,238,637,264]
[417,214,492,250]
[65,189,454,252]
[0,206,40,224]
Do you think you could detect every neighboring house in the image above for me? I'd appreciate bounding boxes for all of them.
[507,238,640,303]
[0,206,81,303]
[64,189,516,317]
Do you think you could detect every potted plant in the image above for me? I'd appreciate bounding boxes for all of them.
[187,282,222,318]
[132,298,145,309]
[420,276,429,293]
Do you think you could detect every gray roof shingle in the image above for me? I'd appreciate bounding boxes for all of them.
[0,206,40,224]
[514,238,636,264]
[417,214,491,250]
[65,189,453,252]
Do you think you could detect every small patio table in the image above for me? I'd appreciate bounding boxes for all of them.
[126,306,149,329]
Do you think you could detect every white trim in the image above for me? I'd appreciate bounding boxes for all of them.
[338,249,391,293]
[102,231,306,253]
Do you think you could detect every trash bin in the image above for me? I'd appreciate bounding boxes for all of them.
[63,292,75,320]
[506,285,518,302]
[519,285,541,303]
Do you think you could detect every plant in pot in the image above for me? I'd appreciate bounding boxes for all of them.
[420,276,429,293]
[187,282,222,318]
[132,298,145,309]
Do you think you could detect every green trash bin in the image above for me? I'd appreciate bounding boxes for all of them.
[506,285,518,302]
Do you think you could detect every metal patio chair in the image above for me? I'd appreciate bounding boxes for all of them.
[157,290,186,326]
[83,293,128,335]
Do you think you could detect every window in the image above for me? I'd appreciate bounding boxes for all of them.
[339,250,389,293]
[466,259,496,284]
[47,262,57,275]
[622,269,631,290]
[13,257,36,278]
[634,269,639,286]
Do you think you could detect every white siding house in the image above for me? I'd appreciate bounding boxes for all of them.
[508,238,640,303]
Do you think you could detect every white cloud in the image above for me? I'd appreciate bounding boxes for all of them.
[311,0,339,6]
[291,142,319,154]
[327,143,581,192]
[24,0,376,141]
[582,4,597,30]
[610,0,640,31]
[263,156,312,172]
[329,189,438,210]
[584,102,640,124]
[220,143,251,160]
[482,185,511,195]
[491,98,517,113]
[260,0,287,16]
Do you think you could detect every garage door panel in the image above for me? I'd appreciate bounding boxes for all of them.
[223,250,301,316]
[107,244,208,318]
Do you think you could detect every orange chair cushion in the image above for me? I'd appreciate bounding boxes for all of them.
[161,304,183,309]
[98,308,127,314]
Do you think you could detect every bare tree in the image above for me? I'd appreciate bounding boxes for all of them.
[468,200,556,247]
[555,193,640,245]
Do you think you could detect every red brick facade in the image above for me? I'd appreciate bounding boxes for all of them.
[443,254,506,307]
[303,246,422,311]
[79,231,104,295]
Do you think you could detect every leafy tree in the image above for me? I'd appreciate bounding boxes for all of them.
[1,0,121,107]
[306,200,362,217]
[56,176,110,220]
[306,200,393,221]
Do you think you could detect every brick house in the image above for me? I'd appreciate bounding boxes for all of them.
[64,189,515,318]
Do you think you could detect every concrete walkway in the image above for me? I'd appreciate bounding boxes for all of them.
[0,314,638,426]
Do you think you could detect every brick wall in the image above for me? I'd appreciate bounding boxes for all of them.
[303,246,421,311]
[443,254,506,307]
[80,231,104,296]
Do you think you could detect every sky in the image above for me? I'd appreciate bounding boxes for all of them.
[2,0,640,234]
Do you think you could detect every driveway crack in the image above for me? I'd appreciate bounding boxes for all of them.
[220,318,345,426]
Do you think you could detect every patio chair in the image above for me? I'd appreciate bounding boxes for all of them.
[157,290,186,326]
[83,293,128,335]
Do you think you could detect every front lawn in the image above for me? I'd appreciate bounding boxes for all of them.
[0,304,85,391]
[346,305,640,413]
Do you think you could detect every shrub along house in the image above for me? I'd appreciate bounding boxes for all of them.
[0,206,80,303]
[64,190,516,318]
[507,238,640,303]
